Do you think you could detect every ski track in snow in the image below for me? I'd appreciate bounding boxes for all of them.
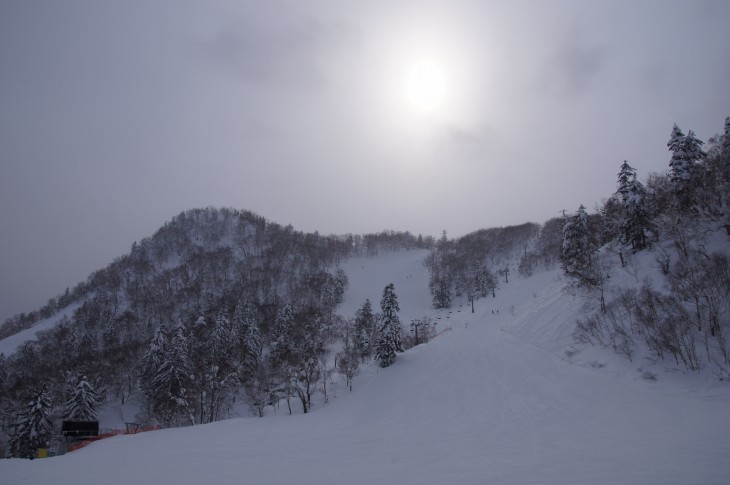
[2,250,729,484]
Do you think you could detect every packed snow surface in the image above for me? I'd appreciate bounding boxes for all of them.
[3,249,729,484]
[0,301,83,356]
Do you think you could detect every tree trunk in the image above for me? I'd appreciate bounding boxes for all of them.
[296,387,308,414]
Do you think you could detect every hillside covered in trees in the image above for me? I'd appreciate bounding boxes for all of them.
[559,118,730,378]
[1,116,728,460]
[0,208,440,455]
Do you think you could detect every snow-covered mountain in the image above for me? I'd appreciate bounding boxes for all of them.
[3,247,729,484]
[3,117,730,477]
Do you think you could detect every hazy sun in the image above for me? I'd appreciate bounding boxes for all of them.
[404,59,446,114]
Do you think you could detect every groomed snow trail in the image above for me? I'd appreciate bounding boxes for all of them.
[3,250,729,484]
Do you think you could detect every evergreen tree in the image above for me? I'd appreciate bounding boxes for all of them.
[667,123,705,207]
[614,161,651,251]
[375,283,403,368]
[718,117,730,198]
[209,310,234,365]
[0,352,7,393]
[140,326,167,397]
[201,310,238,423]
[9,386,54,459]
[475,266,497,298]
[64,375,99,421]
[233,298,262,376]
[432,275,452,309]
[151,320,194,426]
[102,319,120,351]
[720,117,730,219]
[561,205,594,277]
[334,268,349,299]
[353,299,375,362]
[322,269,348,316]
[700,116,730,229]
[622,177,651,250]
[270,302,295,364]
[616,161,637,203]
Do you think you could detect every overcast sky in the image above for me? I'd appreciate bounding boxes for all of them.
[1,0,728,322]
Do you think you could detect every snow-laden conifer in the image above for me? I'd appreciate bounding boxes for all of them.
[375,283,403,368]
[622,177,651,250]
[233,298,262,376]
[667,123,705,207]
[201,310,239,423]
[209,310,234,362]
[561,205,593,277]
[616,161,637,203]
[9,386,54,459]
[432,275,452,309]
[613,161,651,251]
[353,299,375,362]
[475,266,497,298]
[151,320,194,426]
[0,352,7,392]
[140,326,167,397]
[64,375,99,421]
[270,302,295,364]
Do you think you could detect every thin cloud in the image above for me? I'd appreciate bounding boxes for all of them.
[200,17,357,89]
[545,28,608,97]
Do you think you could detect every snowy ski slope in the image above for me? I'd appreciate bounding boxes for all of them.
[3,249,729,484]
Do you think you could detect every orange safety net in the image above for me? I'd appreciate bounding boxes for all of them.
[67,425,162,452]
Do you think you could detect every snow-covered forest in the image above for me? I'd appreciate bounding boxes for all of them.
[0,208,438,441]
[0,117,729,483]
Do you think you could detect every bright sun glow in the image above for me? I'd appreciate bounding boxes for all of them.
[404,59,447,114]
